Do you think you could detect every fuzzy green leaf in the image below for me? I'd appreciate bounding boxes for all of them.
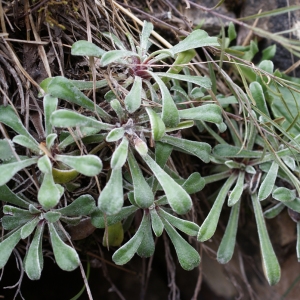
[125,76,142,113]
[146,107,166,141]
[137,214,155,257]
[251,193,280,285]
[0,185,30,208]
[140,21,153,54]
[12,135,40,154]
[217,201,240,264]
[100,50,139,66]
[56,154,102,177]
[134,137,148,157]
[24,222,45,280]
[198,173,237,242]
[44,211,62,223]
[228,171,245,206]
[0,157,38,186]
[37,155,52,174]
[150,208,164,237]
[162,218,200,271]
[44,94,58,136]
[110,99,125,123]
[71,40,106,57]
[46,133,57,150]
[142,154,192,215]
[264,203,285,219]
[0,139,14,161]
[21,217,40,239]
[48,222,80,271]
[98,168,123,215]
[111,137,129,169]
[258,161,278,201]
[272,187,296,203]
[106,127,125,142]
[159,135,211,163]
[182,172,205,194]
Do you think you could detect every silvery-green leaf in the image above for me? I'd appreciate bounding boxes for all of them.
[0,185,30,208]
[155,142,173,168]
[146,107,166,141]
[127,191,137,206]
[43,76,111,121]
[24,222,45,280]
[38,173,63,209]
[0,105,38,146]
[21,217,40,239]
[150,208,164,237]
[44,94,58,136]
[106,127,125,142]
[213,144,263,158]
[37,155,52,174]
[134,136,148,157]
[158,208,199,236]
[258,161,279,201]
[228,171,245,206]
[156,72,212,89]
[98,168,123,215]
[162,218,200,271]
[137,214,155,257]
[165,120,194,132]
[112,216,146,265]
[264,203,285,219]
[91,206,138,228]
[170,29,219,55]
[140,21,153,54]
[0,227,22,268]
[50,110,113,131]
[251,193,280,285]
[284,198,300,213]
[55,154,102,177]
[46,133,57,150]
[44,211,62,223]
[29,204,41,214]
[48,222,80,271]
[71,40,106,57]
[142,154,192,215]
[102,32,126,50]
[250,81,270,119]
[217,201,240,264]
[198,173,237,242]
[297,222,300,262]
[282,156,296,171]
[182,172,205,194]
[57,194,96,216]
[125,76,142,113]
[100,50,139,66]
[0,157,38,186]
[12,135,39,154]
[0,139,14,161]
[147,71,179,128]
[245,165,256,174]
[110,99,125,122]
[159,135,211,163]
[272,187,296,202]
[127,149,154,208]
[2,214,33,230]
[111,137,129,169]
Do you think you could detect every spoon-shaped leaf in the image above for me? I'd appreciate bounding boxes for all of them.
[0,105,38,146]
[56,154,102,177]
[264,202,285,219]
[98,168,123,215]
[146,107,166,141]
[182,172,205,194]
[159,135,211,163]
[44,76,111,121]
[170,29,219,55]
[50,110,113,131]
[0,185,30,208]
[140,21,153,54]
[57,194,96,216]
[110,99,125,123]
[44,94,58,136]
[178,104,222,124]
[127,149,154,208]
[155,142,173,168]
[38,173,63,209]
[147,71,179,128]
[111,137,129,169]
[213,144,263,158]
[150,208,164,237]
[162,218,200,270]
[198,173,237,242]
[217,201,241,264]
[24,222,45,280]
[228,171,245,206]
[0,157,38,186]
[44,211,62,223]
[258,161,278,201]
[13,135,40,154]
[137,214,155,257]
[71,40,106,57]
[112,215,146,265]
[272,187,296,202]
[282,197,300,213]
[0,227,22,268]
[142,154,192,215]
[46,133,57,150]
[38,155,52,174]
[158,207,199,236]
[100,50,139,66]
[134,136,148,157]
[48,222,80,271]
[251,193,280,285]
[91,206,138,228]
[125,76,142,113]
[106,127,125,142]
[21,217,40,239]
